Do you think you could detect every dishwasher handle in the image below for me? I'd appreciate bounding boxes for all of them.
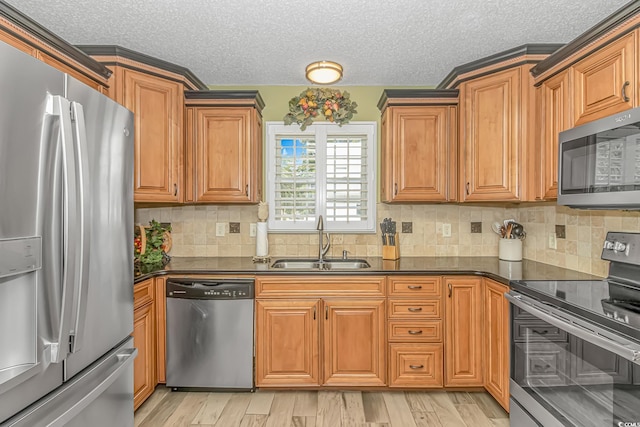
[166,278,254,299]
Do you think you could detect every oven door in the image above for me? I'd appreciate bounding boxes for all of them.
[507,292,640,427]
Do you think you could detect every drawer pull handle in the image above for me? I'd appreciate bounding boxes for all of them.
[408,330,423,335]
[532,328,549,335]
[394,183,398,196]
[313,306,316,320]
[407,285,422,290]
[448,283,452,298]
[409,364,424,369]
[408,307,423,312]
[622,81,630,102]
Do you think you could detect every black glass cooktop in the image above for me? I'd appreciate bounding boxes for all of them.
[510,279,640,341]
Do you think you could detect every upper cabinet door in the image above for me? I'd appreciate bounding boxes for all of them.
[572,31,636,126]
[540,70,572,200]
[382,106,456,202]
[189,107,259,203]
[122,69,183,202]
[460,67,521,201]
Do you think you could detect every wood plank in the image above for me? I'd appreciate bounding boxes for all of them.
[162,392,208,427]
[404,392,435,412]
[264,392,297,427]
[382,392,418,427]
[246,391,275,415]
[135,386,170,426]
[446,391,474,405]
[212,394,252,427]
[490,419,510,427]
[454,404,494,427]
[239,414,268,427]
[362,392,391,423]
[341,391,366,427]
[191,392,233,425]
[316,391,343,427]
[291,416,315,426]
[424,392,466,427]
[411,411,443,427]
[293,391,318,417]
[138,391,186,427]
[469,392,508,419]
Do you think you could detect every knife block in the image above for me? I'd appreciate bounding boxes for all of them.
[382,233,399,260]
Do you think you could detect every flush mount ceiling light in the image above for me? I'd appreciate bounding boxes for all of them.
[305,61,343,85]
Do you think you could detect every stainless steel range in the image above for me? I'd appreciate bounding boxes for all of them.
[508,231,640,427]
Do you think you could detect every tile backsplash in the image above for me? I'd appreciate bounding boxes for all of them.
[135,203,640,278]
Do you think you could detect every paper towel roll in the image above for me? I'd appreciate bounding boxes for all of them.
[256,222,269,257]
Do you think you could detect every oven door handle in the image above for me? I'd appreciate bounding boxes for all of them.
[506,292,640,363]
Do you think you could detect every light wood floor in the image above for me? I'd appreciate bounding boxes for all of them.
[135,388,509,427]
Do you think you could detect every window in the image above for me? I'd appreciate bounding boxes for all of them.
[266,122,376,233]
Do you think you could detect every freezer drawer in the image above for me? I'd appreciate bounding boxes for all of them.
[2,337,137,427]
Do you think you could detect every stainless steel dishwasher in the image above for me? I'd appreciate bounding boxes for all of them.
[165,278,254,390]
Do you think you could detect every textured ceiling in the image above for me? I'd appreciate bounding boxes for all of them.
[5,0,631,86]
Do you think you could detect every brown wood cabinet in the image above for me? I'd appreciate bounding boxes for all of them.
[572,31,636,126]
[483,279,510,411]
[459,67,525,201]
[255,299,320,387]
[154,277,167,384]
[0,10,110,92]
[184,93,264,203]
[114,68,184,203]
[323,299,386,386]
[380,105,457,202]
[387,276,444,388]
[444,276,483,386]
[132,278,156,410]
[538,70,572,200]
[255,276,386,387]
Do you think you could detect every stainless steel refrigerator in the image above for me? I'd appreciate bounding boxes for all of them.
[0,40,136,426]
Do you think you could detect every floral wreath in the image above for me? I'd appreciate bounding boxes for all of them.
[283,88,358,131]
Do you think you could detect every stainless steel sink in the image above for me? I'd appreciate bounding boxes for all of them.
[271,258,371,270]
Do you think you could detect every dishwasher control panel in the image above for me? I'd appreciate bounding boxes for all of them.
[166,278,254,299]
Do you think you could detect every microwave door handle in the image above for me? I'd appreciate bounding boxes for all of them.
[506,293,640,363]
[68,101,91,354]
[45,95,78,364]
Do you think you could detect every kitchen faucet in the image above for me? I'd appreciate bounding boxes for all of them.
[316,215,330,262]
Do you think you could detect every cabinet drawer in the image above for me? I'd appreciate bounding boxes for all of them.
[134,279,154,309]
[389,343,443,387]
[513,319,568,342]
[388,320,442,342]
[388,300,441,319]
[388,277,442,297]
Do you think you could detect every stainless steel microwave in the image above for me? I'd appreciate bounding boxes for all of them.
[558,106,640,209]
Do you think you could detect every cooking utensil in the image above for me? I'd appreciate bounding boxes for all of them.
[389,221,396,245]
[505,223,513,239]
[380,222,387,245]
[491,222,503,236]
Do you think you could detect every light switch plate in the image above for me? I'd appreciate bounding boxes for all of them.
[548,232,557,249]
[216,223,226,237]
[250,223,257,237]
[442,223,452,237]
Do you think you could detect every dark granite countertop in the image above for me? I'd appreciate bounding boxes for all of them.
[134,256,600,286]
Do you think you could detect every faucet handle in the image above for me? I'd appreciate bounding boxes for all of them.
[342,250,349,260]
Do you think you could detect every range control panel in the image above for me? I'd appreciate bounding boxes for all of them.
[166,279,254,300]
[602,232,640,265]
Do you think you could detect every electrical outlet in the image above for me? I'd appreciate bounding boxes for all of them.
[442,223,452,237]
[548,232,557,249]
[216,223,226,237]
[250,223,257,237]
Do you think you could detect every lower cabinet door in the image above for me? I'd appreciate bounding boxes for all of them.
[133,302,156,410]
[255,299,320,386]
[484,280,510,411]
[323,299,386,386]
[389,343,443,387]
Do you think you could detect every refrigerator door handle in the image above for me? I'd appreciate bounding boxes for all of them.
[46,94,78,364]
[68,101,91,354]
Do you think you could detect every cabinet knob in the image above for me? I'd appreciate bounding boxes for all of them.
[409,364,424,369]
[622,81,630,102]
